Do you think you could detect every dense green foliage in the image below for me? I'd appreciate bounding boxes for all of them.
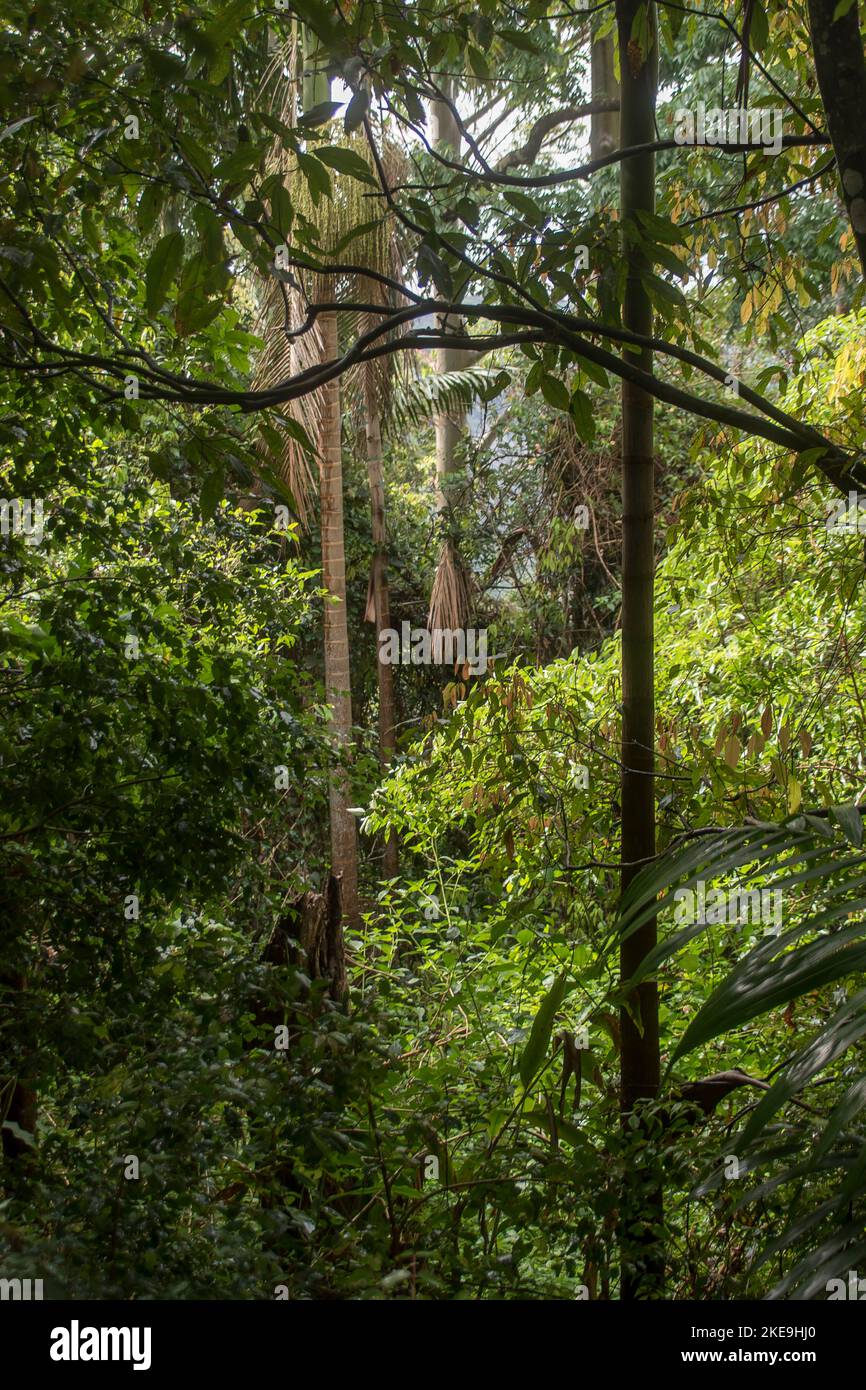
[2,0,866,1303]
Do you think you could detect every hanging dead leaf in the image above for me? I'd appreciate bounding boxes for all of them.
[724,735,742,768]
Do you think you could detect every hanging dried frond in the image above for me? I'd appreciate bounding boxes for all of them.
[428,535,474,634]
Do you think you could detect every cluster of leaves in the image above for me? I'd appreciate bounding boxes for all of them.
[0,419,413,1298]
[360,308,866,1296]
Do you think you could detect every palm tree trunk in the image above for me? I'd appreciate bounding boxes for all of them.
[616,0,663,1298]
[364,369,399,879]
[320,309,360,924]
[429,83,473,634]
[590,23,620,161]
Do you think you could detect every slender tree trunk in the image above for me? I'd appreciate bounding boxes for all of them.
[430,86,466,508]
[364,369,399,879]
[429,84,473,634]
[320,309,360,924]
[294,31,361,918]
[590,24,620,161]
[616,0,663,1299]
[807,0,866,281]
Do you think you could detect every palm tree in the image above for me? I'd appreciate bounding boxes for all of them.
[362,335,399,878]
[428,83,476,636]
[253,33,418,916]
[252,38,381,924]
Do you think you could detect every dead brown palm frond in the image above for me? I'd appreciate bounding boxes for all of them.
[428,535,474,633]
[363,546,386,624]
[542,414,619,563]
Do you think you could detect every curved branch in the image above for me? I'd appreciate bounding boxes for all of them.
[495,101,621,172]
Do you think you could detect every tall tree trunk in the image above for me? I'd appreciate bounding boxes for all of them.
[616,0,663,1299]
[590,24,620,161]
[429,83,473,634]
[364,368,399,879]
[297,31,361,921]
[807,0,866,281]
[320,309,360,924]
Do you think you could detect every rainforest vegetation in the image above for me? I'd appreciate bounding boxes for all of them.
[3,0,866,1304]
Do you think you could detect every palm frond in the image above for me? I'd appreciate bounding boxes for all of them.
[390,367,508,434]
[618,806,866,1297]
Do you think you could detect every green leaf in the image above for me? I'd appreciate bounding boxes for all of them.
[268,180,294,237]
[280,415,318,459]
[830,803,863,848]
[540,374,570,411]
[576,355,610,389]
[519,972,568,1088]
[812,1075,866,1162]
[215,141,266,183]
[416,240,452,296]
[739,991,866,1146]
[503,190,547,226]
[199,467,224,521]
[145,231,184,315]
[297,151,332,204]
[569,387,595,441]
[313,145,377,186]
[674,926,866,1062]
[499,27,540,53]
[137,183,164,237]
